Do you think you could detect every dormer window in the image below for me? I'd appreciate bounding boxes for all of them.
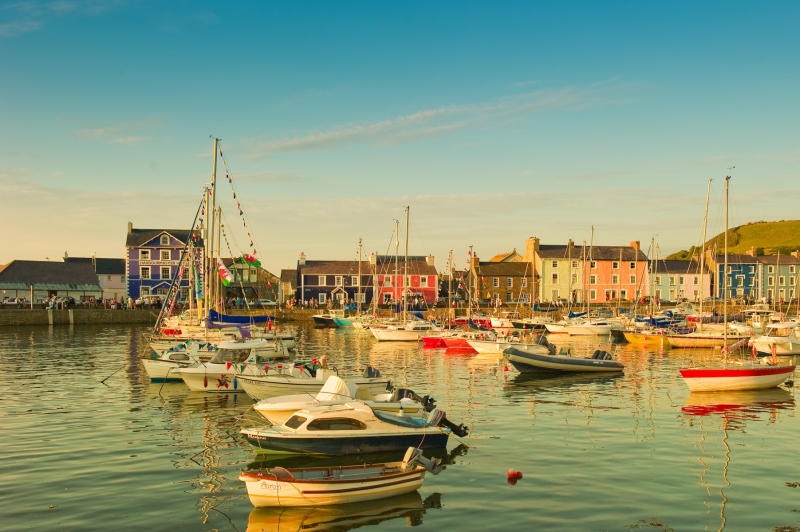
[160,235,169,245]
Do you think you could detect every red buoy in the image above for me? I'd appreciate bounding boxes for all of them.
[504,366,509,372]
[507,469,518,478]
[516,471,523,479]
[507,477,518,485]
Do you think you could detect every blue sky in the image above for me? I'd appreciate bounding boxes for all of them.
[2,1,799,272]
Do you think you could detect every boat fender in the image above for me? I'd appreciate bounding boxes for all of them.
[203,375,208,388]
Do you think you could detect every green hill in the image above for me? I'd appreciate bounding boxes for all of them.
[667,220,800,260]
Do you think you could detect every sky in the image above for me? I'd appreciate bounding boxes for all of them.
[2,1,800,274]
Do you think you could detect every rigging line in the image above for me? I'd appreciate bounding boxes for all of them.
[217,141,263,259]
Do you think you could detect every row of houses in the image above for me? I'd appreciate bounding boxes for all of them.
[2,225,798,306]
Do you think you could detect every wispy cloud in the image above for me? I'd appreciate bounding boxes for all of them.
[245,83,640,158]
[75,117,163,145]
[0,20,40,36]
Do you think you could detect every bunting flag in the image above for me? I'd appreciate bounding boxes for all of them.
[217,258,233,287]
[243,254,261,267]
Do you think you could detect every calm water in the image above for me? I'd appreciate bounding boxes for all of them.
[2,324,800,531]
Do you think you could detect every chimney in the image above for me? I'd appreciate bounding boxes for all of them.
[369,252,377,266]
[426,254,435,267]
[127,221,133,234]
[299,252,306,266]
[63,251,69,261]
[525,237,540,262]
[630,241,640,253]
[745,246,756,257]
[792,250,799,258]
[568,239,574,248]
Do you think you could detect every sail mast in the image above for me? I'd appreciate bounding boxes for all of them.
[699,178,712,332]
[403,206,409,323]
[357,238,362,314]
[205,137,218,317]
[394,219,399,313]
[723,175,730,361]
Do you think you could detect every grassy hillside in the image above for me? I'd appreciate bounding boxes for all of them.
[667,220,800,259]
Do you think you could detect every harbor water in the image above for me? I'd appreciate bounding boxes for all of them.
[2,324,800,531]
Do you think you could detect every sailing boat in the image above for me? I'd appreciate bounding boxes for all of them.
[679,176,795,392]
[371,207,440,341]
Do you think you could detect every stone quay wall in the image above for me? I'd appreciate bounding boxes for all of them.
[0,309,159,327]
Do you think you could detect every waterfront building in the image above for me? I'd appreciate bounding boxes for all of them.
[0,260,102,303]
[63,253,126,300]
[705,251,759,300]
[279,269,297,305]
[753,253,800,303]
[125,222,203,302]
[650,259,709,302]
[221,258,279,301]
[294,252,438,307]
[469,252,533,305]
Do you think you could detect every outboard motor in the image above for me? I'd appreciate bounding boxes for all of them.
[427,408,469,438]
[402,447,443,475]
[363,366,382,378]
[390,388,437,412]
[591,350,613,360]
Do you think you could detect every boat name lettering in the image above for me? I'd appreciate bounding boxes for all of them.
[259,481,286,490]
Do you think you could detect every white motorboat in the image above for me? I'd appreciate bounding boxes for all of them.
[563,320,614,336]
[489,312,518,329]
[237,366,391,401]
[751,322,800,356]
[141,340,219,382]
[370,321,440,342]
[466,335,552,355]
[239,447,441,507]
[240,402,468,455]
[254,375,433,425]
[171,339,284,392]
[666,331,750,349]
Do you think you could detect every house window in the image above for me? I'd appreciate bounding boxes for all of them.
[571,273,578,285]
[335,276,343,286]
[421,276,428,287]
[727,266,732,274]
[630,275,636,284]
[160,250,170,261]
[180,287,189,300]
[355,293,366,303]
[521,278,527,288]
[768,266,775,273]
[679,276,685,285]
[383,276,392,287]
[693,289,699,299]
[790,266,796,274]
[629,262,636,268]
[572,261,579,268]
[669,276,676,286]
[492,292,499,301]
[590,275,597,285]
[160,235,169,245]
[589,289,597,300]
[590,261,597,269]
[352,276,359,286]
[551,261,558,268]
[612,261,619,269]
[506,292,512,302]
[749,266,755,273]
[655,289,662,299]
[750,277,756,286]
[318,276,326,286]
[693,277,698,285]
[655,276,662,285]
[140,250,150,260]
[727,277,732,287]
[493,277,499,288]
[552,273,558,283]
[611,275,619,284]
[779,276,786,286]
[161,267,170,279]
[140,267,151,280]
[107,275,112,281]
[507,277,513,287]
[157,288,168,296]
[621,289,627,299]
[121,275,126,282]
[141,286,151,296]
[768,276,775,287]
[318,293,326,304]
[791,276,796,286]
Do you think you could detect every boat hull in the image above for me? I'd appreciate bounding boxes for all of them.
[680,365,795,392]
[623,331,667,345]
[667,334,749,349]
[564,324,612,336]
[237,375,390,401]
[313,316,338,327]
[141,359,186,382]
[240,467,426,507]
[503,347,625,373]
[242,429,449,455]
[420,336,446,348]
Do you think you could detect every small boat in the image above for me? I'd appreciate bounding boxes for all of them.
[239,446,442,507]
[563,320,614,336]
[466,335,550,354]
[503,346,625,373]
[141,340,219,382]
[240,402,468,455]
[313,312,341,327]
[679,363,795,392]
[489,311,518,330]
[370,321,440,342]
[750,322,800,356]
[666,330,750,349]
[254,375,434,425]
[511,316,553,331]
[622,328,668,345]
[236,366,390,401]
[170,339,288,392]
[332,315,354,327]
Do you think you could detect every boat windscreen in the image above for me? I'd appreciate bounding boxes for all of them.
[209,349,251,364]
[306,418,367,430]
[284,415,307,429]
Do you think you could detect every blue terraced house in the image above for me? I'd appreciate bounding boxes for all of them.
[125,222,204,301]
[706,252,758,300]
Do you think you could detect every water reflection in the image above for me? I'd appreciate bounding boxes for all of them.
[246,491,443,532]
[504,371,623,395]
[681,388,795,531]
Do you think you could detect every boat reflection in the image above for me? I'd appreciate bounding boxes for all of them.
[504,371,622,395]
[246,490,443,532]
[681,388,794,531]
[246,444,468,471]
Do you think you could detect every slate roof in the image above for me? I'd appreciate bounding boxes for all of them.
[537,244,647,261]
[488,249,523,262]
[713,253,759,264]
[0,260,102,290]
[753,254,800,265]
[64,257,126,275]
[476,262,533,276]
[280,269,297,284]
[301,257,438,276]
[652,259,704,274]
[125,229,202,247]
